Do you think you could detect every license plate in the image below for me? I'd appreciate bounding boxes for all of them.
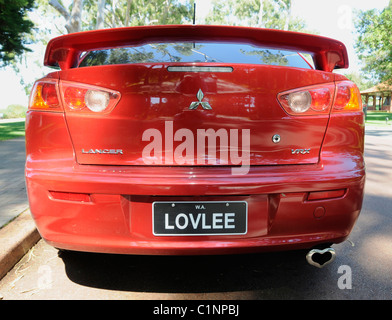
[153,201,247,236]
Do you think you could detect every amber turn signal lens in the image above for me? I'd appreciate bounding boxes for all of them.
[29,80,62,111]
[333,81,362,112]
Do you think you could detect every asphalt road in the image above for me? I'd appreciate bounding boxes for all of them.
[0,127,391,300]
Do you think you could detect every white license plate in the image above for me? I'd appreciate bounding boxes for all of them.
[153,201,247,236]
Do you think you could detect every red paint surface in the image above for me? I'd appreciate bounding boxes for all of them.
[25,26,364,255]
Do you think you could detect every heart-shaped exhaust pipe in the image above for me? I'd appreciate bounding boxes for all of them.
[306,247,336,268]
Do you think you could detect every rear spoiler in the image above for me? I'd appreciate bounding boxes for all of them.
[44,25,349,72]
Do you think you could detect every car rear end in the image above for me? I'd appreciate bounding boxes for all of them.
[25,25,365,255]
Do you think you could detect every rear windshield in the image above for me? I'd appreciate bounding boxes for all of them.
[78,42,312,69]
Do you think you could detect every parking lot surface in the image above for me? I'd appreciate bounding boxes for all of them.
[0,127,391,300]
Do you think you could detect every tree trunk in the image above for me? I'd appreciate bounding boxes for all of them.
[49,0,83,33]
[274,0,290,30]
[284,0,291,30]
[258,0,264,27]
[111,0,116,28]
[161,0,170,25]
[96,0,105,29]
[66,0,83,33]
[49,0,70,20]
[125,0,132,27]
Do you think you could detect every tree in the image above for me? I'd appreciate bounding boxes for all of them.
[355,2,392,83]
[83,0,193,30]
[344,71,375,91]
[49,0,84,33]
[0,0,35,66]
[205,0,306,31]
[96,0,105,28]
[45,0,193,33]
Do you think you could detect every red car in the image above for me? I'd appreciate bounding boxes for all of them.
[25,25,365,267]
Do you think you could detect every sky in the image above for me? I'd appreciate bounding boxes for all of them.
[0,0,390,109]
[291,0,390,74]
[193,0,390,73]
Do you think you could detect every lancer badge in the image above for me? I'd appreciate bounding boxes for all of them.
[189,89,212,110]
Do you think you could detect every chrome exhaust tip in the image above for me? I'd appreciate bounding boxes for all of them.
[306,247,336,268]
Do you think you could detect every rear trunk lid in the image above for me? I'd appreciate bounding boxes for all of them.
[60,63,334,168]
[45,26,348,170]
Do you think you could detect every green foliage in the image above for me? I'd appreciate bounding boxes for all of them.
[0,0,35,66]
[205,0,306,31]
[82,0,193,30]
[343,71,375,91]
[355,3,392,83]
[45,0,306,33]
[1,104,27,119]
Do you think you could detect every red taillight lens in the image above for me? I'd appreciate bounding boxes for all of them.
[59,81,120,113]
[63,86,88,110]
[310,88,332,112]
[29,80,62,111]
[332,81,362,112]
[278,84,335,116]
[278,81,362,116]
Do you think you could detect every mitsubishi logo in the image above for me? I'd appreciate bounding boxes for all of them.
[189,89,212,110]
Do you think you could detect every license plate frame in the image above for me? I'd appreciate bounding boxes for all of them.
[152,201,247,236]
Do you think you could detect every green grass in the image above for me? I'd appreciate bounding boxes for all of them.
[0,121,25,141]
[365,111,392,127]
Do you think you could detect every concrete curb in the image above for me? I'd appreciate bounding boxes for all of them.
[0,209,41,280]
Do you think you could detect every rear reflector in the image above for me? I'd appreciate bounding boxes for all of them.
[307,189,346,201]
[49,191,91,202]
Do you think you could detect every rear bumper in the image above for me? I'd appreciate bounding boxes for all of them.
[26,161,365,255]
[25,110,365,255]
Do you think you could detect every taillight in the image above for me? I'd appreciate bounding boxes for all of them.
[59,81,120,113]
[278,81,362,116]
[278,84,335,116]
[333,81,362,112]
[29,80,62,112]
